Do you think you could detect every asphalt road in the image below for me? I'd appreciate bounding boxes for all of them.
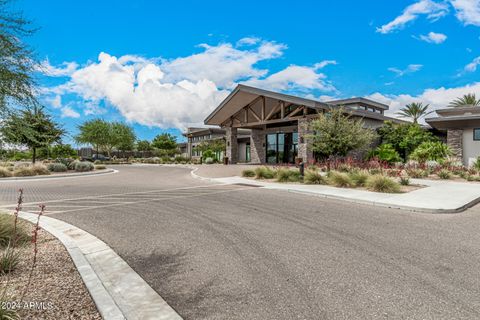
[1,165,480,319]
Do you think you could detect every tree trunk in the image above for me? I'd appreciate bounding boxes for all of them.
[32,148,36,164]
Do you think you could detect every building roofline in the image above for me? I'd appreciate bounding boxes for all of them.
[204,84,329,125]
[327,97,389,110]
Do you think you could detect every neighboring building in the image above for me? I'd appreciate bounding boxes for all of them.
[177,142,188,158]
[426,106,480,167]
[204,84,402,164]
[182,127,250,161]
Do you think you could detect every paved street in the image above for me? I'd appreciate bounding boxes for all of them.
[1,165,480,319]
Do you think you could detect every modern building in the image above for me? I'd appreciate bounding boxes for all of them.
[426,106,480,166]
[182,127,250,161]
[204,84,402,164]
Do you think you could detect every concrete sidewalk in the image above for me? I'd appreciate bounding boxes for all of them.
[193,169,480,213]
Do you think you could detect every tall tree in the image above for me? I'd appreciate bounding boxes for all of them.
[75,119,111,156]
[136,140,153,157]
[0,106,64,163]
[396,102,432,123]
[152,133,177,156]
[111,122,136,157]
[308,107,376,159]
[448,93,480,107]
[0,0,38,111]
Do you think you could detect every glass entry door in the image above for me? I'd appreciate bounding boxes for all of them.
[266,132,298,164]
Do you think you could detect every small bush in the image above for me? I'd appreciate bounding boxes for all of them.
[68,160,80,170]
[349,170,369,187]
[204,157,214,164]
[13,166,36,177]
[406,168,428,178]
[307,164,318,171]
[369,143,402,163]
[241,169,255,177]
[410,141,452,162]
[47,162,68,172]
[75,161,94,172]
[474,157,480,171]
[0,214,30,248]
[95,164,107,170]
[0,245,20,274]
[328,171,353,188]
[93,159,102,165]
[304,170,326,184]
[276,168,302,183]
[399,176,410,186]
[437,169,451,179]
[365,175,401,193]
[0,167,12,178]
[254,167,276,179]
[31,164,51,175]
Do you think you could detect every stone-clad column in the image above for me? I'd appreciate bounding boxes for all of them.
[447,129,463,162]
[250,129,265,164]
[298,118,314,163]
[225,127,238,164]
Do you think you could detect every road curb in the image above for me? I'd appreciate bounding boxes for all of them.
[0,168,117,182]
[188,167,478,214]
[17,211,183,320]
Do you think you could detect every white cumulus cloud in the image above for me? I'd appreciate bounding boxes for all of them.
[60,106,80,118]
[388,64,423,77]
[377,0,449,34]
[41,39,337,129]
[464,56,480,72]
[450,0,480,26]
[38,59,79,76]
[367,82,480,122]
[416,31,448,43]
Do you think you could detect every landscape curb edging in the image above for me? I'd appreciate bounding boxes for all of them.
[188,166,479,214]
[0,168,117,182]
[17,211,183,320]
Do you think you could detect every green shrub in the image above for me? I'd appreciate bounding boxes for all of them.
[31,164,51,175]
[328,171,353,188]
[307,164,318,171]
[47,162,68,172]
[13,166,36,177]
[95,164,107,170]
[276,168,302,183]
[437,169,451,179]
[201,150,215,161]
[68,160,80,170]
[410,141,452,163]
[93,159,102,165]
[365,175,401,193]
[75,161,94,172]
[241,169,255,177]
[254,167,276,179]
[349,170,370,187]
[406,168,428,178]
[0,214,30,248]
[304,170,327,184]
[369,143,402,163]
[0,167,12,178]
[175,156,188,162]
[204,157,214,164]
[399,176,410,186]
[0,245,20,274]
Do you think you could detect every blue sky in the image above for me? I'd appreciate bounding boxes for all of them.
[17,0,480,143]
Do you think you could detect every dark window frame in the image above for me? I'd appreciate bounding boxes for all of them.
[474,128,480,141]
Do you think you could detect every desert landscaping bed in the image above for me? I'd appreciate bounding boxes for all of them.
[1,214,101,319]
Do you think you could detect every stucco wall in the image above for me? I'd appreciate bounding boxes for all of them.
[462,128,480,166]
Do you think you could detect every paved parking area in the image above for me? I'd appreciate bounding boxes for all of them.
[2,165,480,320]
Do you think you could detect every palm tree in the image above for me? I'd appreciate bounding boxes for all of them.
[396,102,432,123]
[449,93,480,107]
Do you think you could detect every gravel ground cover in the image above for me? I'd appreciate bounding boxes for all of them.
[1,218,101,319]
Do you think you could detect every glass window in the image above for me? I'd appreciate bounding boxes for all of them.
[474,129,480,141]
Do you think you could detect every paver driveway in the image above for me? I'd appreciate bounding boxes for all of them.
[1,165,480,319]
